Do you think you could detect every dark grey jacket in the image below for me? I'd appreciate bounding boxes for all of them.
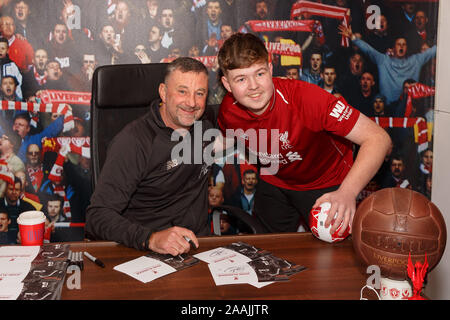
[86,100,213,250]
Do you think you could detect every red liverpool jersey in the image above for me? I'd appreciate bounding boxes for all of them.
[217,77,360,191]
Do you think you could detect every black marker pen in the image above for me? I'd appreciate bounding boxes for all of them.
[84,251,105,268]
[183,236,198,249]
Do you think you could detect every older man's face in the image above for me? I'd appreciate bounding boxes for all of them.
[158,69,208,130]
[0,16,15,39]
[13,117,30,139]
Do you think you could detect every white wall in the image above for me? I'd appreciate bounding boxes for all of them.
[425,0,450,300]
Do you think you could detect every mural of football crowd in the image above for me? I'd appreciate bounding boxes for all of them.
[0,0,438,242]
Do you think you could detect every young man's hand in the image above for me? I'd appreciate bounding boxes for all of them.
[313,188,356,236]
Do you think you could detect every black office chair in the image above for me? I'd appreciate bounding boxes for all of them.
[90,63,266,235]
[91,63,168,186]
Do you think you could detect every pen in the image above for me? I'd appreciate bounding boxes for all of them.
[84,251,105,268]
[183,236,198,249]
[79,251,84,271]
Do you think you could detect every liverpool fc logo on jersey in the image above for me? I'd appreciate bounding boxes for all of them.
[279,131,293,150]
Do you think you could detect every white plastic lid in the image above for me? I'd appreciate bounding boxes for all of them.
[17,211,46,226]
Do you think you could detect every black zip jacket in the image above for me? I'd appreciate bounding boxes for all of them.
[86,100,214,250]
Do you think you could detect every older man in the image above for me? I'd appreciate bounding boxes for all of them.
[86,57,215,255]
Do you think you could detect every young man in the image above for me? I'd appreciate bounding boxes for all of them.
[217,33,392,235]
[86,57,213,255]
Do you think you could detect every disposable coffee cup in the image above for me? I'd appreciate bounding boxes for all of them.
[380,277,412,300]
[17,211,47,246]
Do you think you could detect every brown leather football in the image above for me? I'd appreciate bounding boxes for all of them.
[352,188,447,280]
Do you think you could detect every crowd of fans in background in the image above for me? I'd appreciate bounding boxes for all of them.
[0,0,438,241]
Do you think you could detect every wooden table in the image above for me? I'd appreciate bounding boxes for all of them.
[61,232,372,301]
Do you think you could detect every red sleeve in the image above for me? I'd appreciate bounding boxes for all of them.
[323,95,360,137]
[291,81,360,137]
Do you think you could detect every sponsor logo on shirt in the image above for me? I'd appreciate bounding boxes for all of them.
[329,100,353,122]
[286,151,302,161]
[166,159,179,170]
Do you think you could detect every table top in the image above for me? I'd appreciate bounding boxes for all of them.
[60,232,372,300]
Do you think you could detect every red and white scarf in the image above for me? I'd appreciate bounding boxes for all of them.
[265,41,302,57]
[44,137,90,182]
[42,137,90,158]
[0,101,74,132]
[246,19,315,33]
[405,82,435,117]
[371,116,429,153]
[27,165,44,192]
[48,150,66,183]
[420,163,432,175]
[107,0,117,15]
[290,0,350,47]
[38,90,91,106]
[0,159,14,185]
[32,66,47,86]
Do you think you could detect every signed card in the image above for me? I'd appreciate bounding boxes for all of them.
[114,256,177,283]
[207,262,274,288]
[207,262,258,286]
[223,242,271,260]
[194,247,252,266]
[0,246,40,263]
[145,252,199,271]
[0,282,24,300]
[0,262,32,284]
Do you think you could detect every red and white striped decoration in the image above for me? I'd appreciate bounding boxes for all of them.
[0,159,14,185]
[42,137,90,159]
[245,19,315,33]
[47,151,65,183]
[290,0,350,47]
[54,222,85,228]
[0,100,74,132]
[405,82,435,117]
[371,116,429,153]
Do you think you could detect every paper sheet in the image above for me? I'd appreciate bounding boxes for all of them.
[114,256,177,283]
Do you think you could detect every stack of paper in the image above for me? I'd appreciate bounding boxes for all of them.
[114,252,200,283]
[194,242,306,288]
[0,244,70,300]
